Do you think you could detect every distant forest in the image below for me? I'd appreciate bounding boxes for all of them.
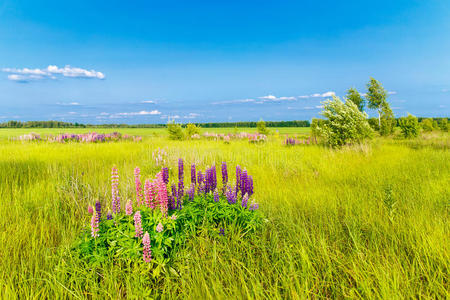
[0,120,310,128]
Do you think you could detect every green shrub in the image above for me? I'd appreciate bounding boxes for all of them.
[317,96,373,148]
[398,114,420,138]
[368,118,380,131]
[439,118,448,131]
[256,119,269,135]
[421,118,434,132]
[167,121,184,140]
[185,123,200,138]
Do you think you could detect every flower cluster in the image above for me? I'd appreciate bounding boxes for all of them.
[153,148,168,166]
[285,135,317,146]
[111,166,120,213]
[46,132,141,143]
[134,167,144,206]
[199,132,267,142]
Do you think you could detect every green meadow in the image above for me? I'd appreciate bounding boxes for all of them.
[0,128,448,298]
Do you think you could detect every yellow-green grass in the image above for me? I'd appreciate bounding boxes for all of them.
[0,132,448,298]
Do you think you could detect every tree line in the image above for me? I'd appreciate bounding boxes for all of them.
[0,120,310,128]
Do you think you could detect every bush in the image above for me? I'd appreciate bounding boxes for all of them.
[256,119,269,135]
[421,118,434,132]
[398,114,420,138]
[439,118,448,131]
[185,123,200,138]
[317,96,373,148]
[368,118,380,131]
[167,121,184,140]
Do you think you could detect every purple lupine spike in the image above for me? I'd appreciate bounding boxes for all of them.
[241,193,248,208]
[106,210,113,220]
[191,164,196,185]
[211,165,217,191]
[205,168,210,193]
[170,184,177,210]
[178,158,184,181]
[236,166,242,195]
[247,175,254,197]
[187,184,195,200]
[111,166,120,213]
[197,171,203,186]
[226,185,236,204]
[221,162,228,188]
[162,167,169,185]
[249,202,259,210]
[240,171,248,196]
[214,189,219,202]
[95,200,102,219]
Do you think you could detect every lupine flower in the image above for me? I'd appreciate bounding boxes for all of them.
[240,170,248,197]
[144,179,156,209]
[214,189,219,202]
[111,166,120,213]
[95,200,101,219]
[221,162,228,188]
[178,159,184,197]
[236,166,242,195]
[134,211,143,238]
[134,167,144,206]
[211,165,217,191]
[88,205,94,214]
[126,200,133,215]
[156,172,168,217]
[197,171,204,186]
[170,214,177,220]
[249,202,259,211]
[247,175,254,197]
[187,184,195,200]
[219,228,225,236]
[156,223,164,233]
[91,214,99,238]
[191,164,196,185]
[170,184,177,210]
[226,185,236,204]
[142,232,152,263]
[106,210,113,220]
[162,167,169,185]
[242,193,249,208]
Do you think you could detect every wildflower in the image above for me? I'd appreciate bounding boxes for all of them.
[211,165,217,191]
[111,166,120,213]
[106,210,113,220]
[95,200,101,219]
[187,184,195,200]
[221,162,228,188]
[88,205,94,214]
[126,200,133,215]
[156,172,168,217]
[134,167,144,206]
[236,166,242,195]
[249,202,259,211]
[156,222,164,232]
[170,184,177,209]
[134,211,143,238]
[144,179,156,209]
[197,171,204,186]
[191,163,196,185]
[162,167,169,185]
[178,158,184,197]
[226,185,236,204]
[91,213,99,238]
[242,193,249,208]
[214,189,219,202]
[170,214,177,220]
[240,171,248,197]
[142,232,152,263]
[247,175,254,197]
[219,228,225,236]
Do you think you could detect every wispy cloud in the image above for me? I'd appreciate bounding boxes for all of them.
[115,110,161,116]
[258,95,296,101]
[2,65,105,82]
[141,100,156,104]
[183,113,201,119]
[388,91,397,95]
[56,102,81,106]
[212,98,255,105]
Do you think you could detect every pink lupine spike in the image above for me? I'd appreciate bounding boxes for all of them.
[142,232,152,263]
[126,200,133,216]
[91,214,99,238]
[156,172,168,217]
[134,167,144,206]
[134,211,143,238]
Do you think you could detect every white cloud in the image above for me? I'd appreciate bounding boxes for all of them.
[141,100,156,104]
[258,95,297,102]
[56,102,80,106]
[315,105,324,109]
[259,94,277,100]
[388,91,397,95]
[321,91,335,97]
[3,65,105,82]
[115,110,161,116]
[184,113,201,119]
[212,98,255,105]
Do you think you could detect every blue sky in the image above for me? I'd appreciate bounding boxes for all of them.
[0,0,449,124]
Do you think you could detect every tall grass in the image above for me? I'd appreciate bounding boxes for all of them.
[0,129,448,298]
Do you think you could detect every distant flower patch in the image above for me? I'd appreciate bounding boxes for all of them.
[197,132,267,143]
[15,132,142,143]
[74,159,262,275]
[285,135,317,146]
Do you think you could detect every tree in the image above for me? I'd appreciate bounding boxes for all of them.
[185,123,200,138]
[167,120,184,140]
[256,119,269,135]
[439,118,448,131]
[366,77,388,128]
[317,96,372,148]
[398,114,419,138]
[346,87,365,111]
[379,101,395,136]
[421,118,434,132]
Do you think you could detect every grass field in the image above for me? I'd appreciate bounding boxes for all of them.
[0,128,448,298]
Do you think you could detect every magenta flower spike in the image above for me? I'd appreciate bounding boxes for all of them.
[156,172,168,217]
[142,232,152,263]
[91,213,99,238]
[134,211,143,238]
[156,222,164,233]
[88,205,94,215]
[111,166,120,213]
[126,200,133,216]
[134,167,144,206]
